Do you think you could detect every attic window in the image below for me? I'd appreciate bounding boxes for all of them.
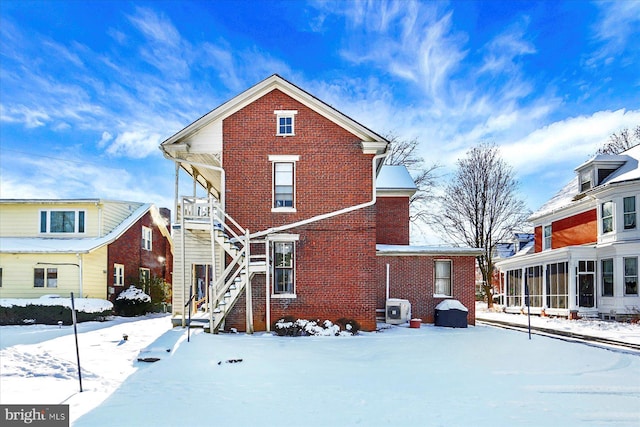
[579,170,592,192]
[275,110,297,136]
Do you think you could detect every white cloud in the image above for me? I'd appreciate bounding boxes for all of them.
[500,109,640,176]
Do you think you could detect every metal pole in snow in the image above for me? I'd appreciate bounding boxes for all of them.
[525,284,531,340]
[70,292,83,392]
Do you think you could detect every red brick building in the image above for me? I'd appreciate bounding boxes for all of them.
[160,75,480,332]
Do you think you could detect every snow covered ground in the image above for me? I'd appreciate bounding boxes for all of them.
[1,312,639,426]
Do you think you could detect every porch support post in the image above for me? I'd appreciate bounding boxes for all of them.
[265,239,271,332]
[245,229,254,334]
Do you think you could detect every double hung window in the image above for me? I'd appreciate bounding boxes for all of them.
[623,196,636,230]
[434,260,452,296]
[624,257,638,295]
[543,225,552,250]
[273,241,295,295]
[601,201,613,233]
[113,264,124,287]
[601,258,614,296]
[142,226,152,251]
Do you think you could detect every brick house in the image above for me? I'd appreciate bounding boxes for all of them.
[0,199,172,301]
[496,146,640,320]
[160,75,480,332]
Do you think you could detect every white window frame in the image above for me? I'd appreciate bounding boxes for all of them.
[434,259,452,297]
[113,263,124,286]
[624,257,638,296]
[139,268,150,284]
[623,196,637,230]
[601,201,614,234]
[269,234,299,298]
[34,267,57,288]
[142,226,153,251]
[274,110,297,136]
[543,224,552,250]
[579,170,592,192]
[269,155,299,212]
[39,209,86,234]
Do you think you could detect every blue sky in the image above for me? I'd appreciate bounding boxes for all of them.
[1,0,639,223]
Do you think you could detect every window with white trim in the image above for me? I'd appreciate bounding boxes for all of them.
[624,257,638,295]
[623,196,636,230]
[142,226,152,251]
[139,268,150,284]
[579,170,592,192]
[601,201,613,233]
[113,264,124,287]
[270,155,299,211]
[275,110,297,136]
[543,225,552,250]
[273,241,295,295]
[34,268,57,288]
[40,210,85,234]
[434,260,452,296]
[601,258,614,296]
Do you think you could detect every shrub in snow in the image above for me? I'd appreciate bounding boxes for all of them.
[0,297,113,325]
[273,316,359,336]
[113,286,153,317]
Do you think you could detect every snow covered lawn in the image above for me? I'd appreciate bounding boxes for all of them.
[3,314,640,427]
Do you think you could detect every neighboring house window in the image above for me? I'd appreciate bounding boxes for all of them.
[601,201,613,233]
[601,258,614,296]
[434,260,452,296]
[34,268,57,288]
[273,241,295,295]
[624,257,638,295]
[546,262,568,309]
[269,155,299,211]
[142,226,152,251]
[623,196,636,230]
[113,264,124,287]
[543,225,552,250]
[525,265,543,307]
[139,268,150,284]
[506,269,523,307]
[40,210,85,234]
[274,110,297,136]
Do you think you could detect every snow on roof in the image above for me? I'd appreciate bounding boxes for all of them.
[531,176,580,219]
[376,165,417,192]
[435,299,468,312]
[532,145,640,220]
[0,203,154,254]
[376,244,483,256]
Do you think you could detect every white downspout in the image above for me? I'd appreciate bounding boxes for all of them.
[250,152,388,239]
[386,263,390,301]
[265,240,271,332]
[76,253,83,297]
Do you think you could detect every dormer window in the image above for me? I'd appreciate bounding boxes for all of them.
[275,110,297,136]
[579,171,592,192]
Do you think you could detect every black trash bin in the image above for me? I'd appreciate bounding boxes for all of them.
[434,299,468,328]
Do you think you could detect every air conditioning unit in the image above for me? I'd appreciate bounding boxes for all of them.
[385,298,411,325]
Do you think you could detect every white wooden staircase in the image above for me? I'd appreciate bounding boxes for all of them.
[182,197,265,333]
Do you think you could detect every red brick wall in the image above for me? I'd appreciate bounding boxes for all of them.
[107,210,173,301]
[221,89,378,331]
[552,209,597,248]
[375,255,477,325]
[376,196,410,245]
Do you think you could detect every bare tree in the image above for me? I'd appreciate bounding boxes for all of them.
[437,143,529,308]
[596,125,640,155]
[384,133,440,226]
